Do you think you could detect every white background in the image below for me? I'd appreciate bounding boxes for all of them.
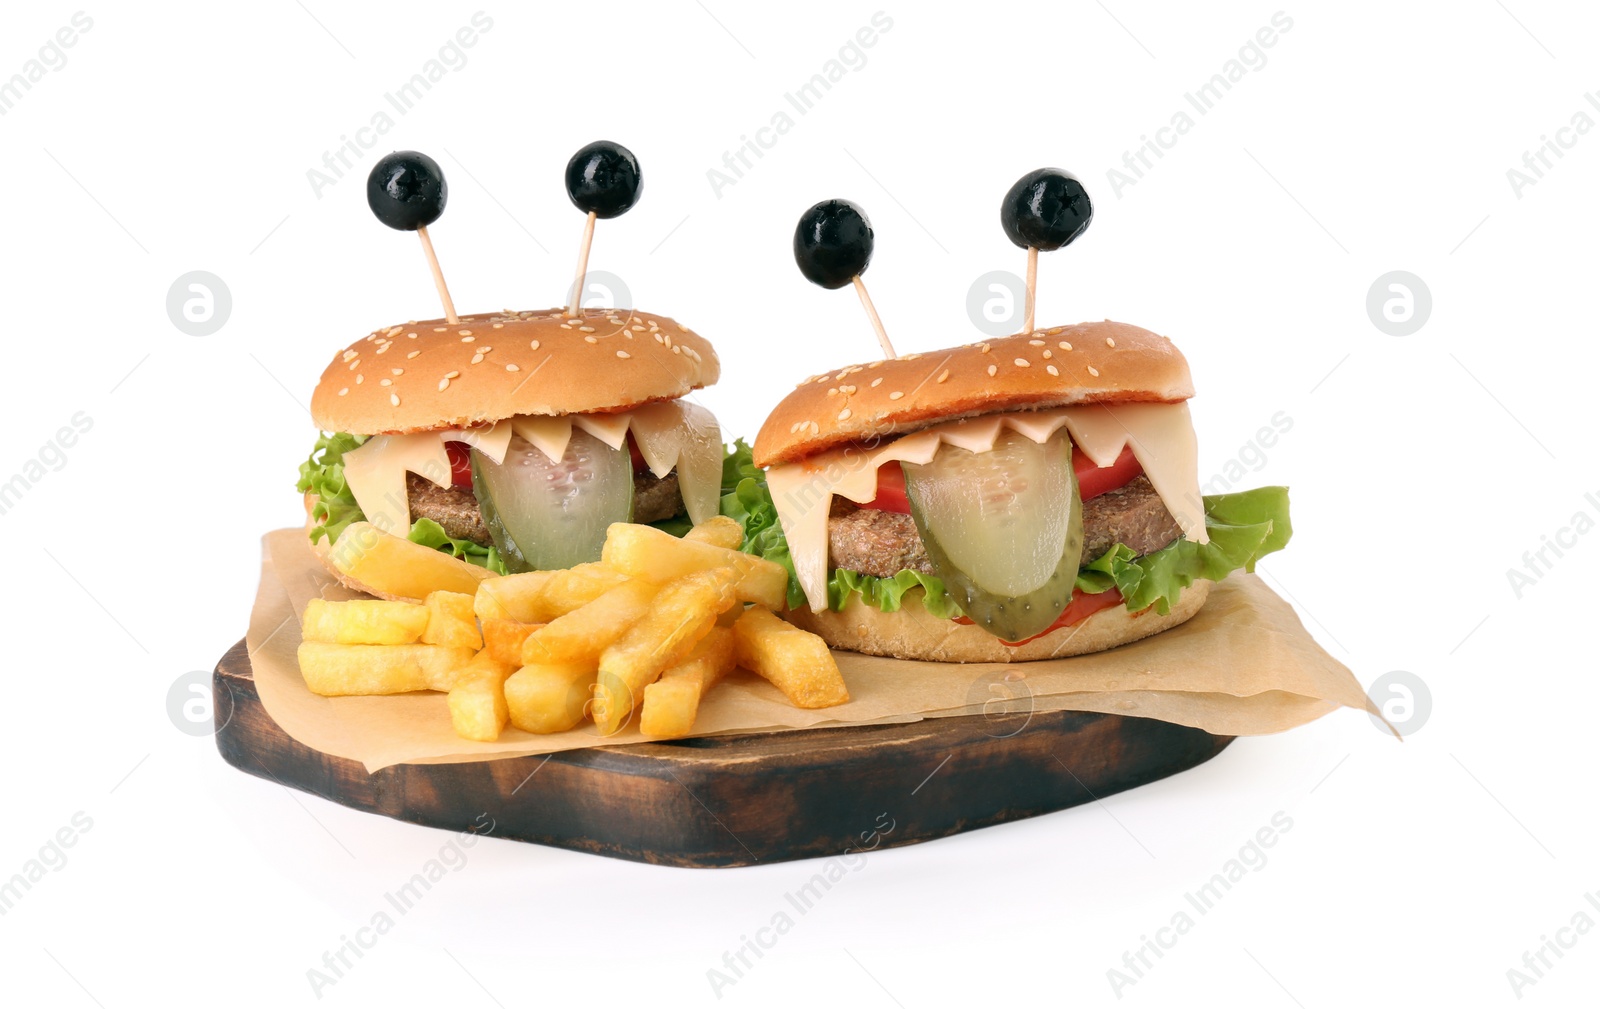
[2,1,1596,1005]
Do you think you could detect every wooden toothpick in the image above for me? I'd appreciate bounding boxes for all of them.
[567,211,598,317]
[416,226,458,325]
[1022,245,1038,335]
[852,275,896,359]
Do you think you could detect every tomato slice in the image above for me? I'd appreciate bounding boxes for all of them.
[863,461,912,513]
[626,433,649,474]
[953,585,1124,645]
[444,440,474,488]
[1074,444,1142,500]
[860,444,1142,514]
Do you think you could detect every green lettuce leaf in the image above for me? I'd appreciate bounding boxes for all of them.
[296,431,509,575]
[715,435,1292,620]
[828,568,962,619]
[647,513,696,538]
[1073,486,1292,615]
[720,439,808,609]
[405,516,508,575]
[296,431,368,546]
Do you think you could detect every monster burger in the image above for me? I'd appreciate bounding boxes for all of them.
[298,307,724,593]
[741,320,1292,662]
[299,144,726,595]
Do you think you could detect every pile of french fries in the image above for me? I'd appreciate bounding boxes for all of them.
[297,517,850,741]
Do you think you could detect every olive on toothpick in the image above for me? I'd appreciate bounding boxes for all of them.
[368,151,447,229]
[1000,168,1092,335]
[367,150,458,324]
[563,140,642,316]
[565,141,642,218]
[794,199,895,359]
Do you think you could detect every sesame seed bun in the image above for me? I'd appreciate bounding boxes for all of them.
[753,320,1192,467]
[784,579,1210,663]
[310,307,719,435]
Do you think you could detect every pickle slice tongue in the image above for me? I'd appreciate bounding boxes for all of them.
[902,429,1084,643]
[471,429,634,573]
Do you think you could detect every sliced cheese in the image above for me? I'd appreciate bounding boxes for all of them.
[338,403,724,541]
[765,402,1206,612]
[572,412,632,451]
[450,422,513,464]
[628,400,723,525]
[342,433,453,538]
[511,415,572,464]
[1058,403,1204,547]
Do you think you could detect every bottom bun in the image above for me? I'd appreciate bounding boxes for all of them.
[784,580,1211,663]
[302,495,416,602]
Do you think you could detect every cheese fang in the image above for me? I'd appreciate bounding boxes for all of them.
[627,400,723,525]
[341,433,453,538]
[448,421,513,464]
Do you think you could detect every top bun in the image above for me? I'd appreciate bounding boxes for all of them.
[310,307,719,434]
[753,320,1192,467]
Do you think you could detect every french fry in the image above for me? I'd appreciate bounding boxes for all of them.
[504,661,597,734]
[473,582,511,623]
[422,591,482,649]
[593,569,739,735]
[329,522,493,601]
[684,515,745,550]
[448,650,518,742]
[601,523,787,608]
[728,562,788,611]
[481,619,545,666]
[601,522,747,578]
[301,599,428,645]
[521,579,658,666]
[662,625,738,690]
[638,680,700,738]
[297,642,477,695]
[471,564,625,625]
[473,571,556,623]
[640,626,737,738]
[534,562,630,616]
[732,608,850,708]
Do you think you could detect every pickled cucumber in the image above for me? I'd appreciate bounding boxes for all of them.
[471,429,634,573]
[902,429,1084,642]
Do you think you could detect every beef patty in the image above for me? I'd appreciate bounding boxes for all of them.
[827,475,1182,579]
[406,470,685,547]
[632,471,684,525]
[407,473,490,545]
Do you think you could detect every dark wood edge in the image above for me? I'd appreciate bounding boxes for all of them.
[215,639,1234,867]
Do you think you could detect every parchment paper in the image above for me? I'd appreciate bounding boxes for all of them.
[244,529,1379,772]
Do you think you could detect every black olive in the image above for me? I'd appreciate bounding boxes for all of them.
[794,199,874,290]
[1000,168,1091,251]
[565,141,642,219]
[366,151,447,231]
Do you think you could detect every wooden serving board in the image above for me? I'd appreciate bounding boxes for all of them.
[213,639,1234,868]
